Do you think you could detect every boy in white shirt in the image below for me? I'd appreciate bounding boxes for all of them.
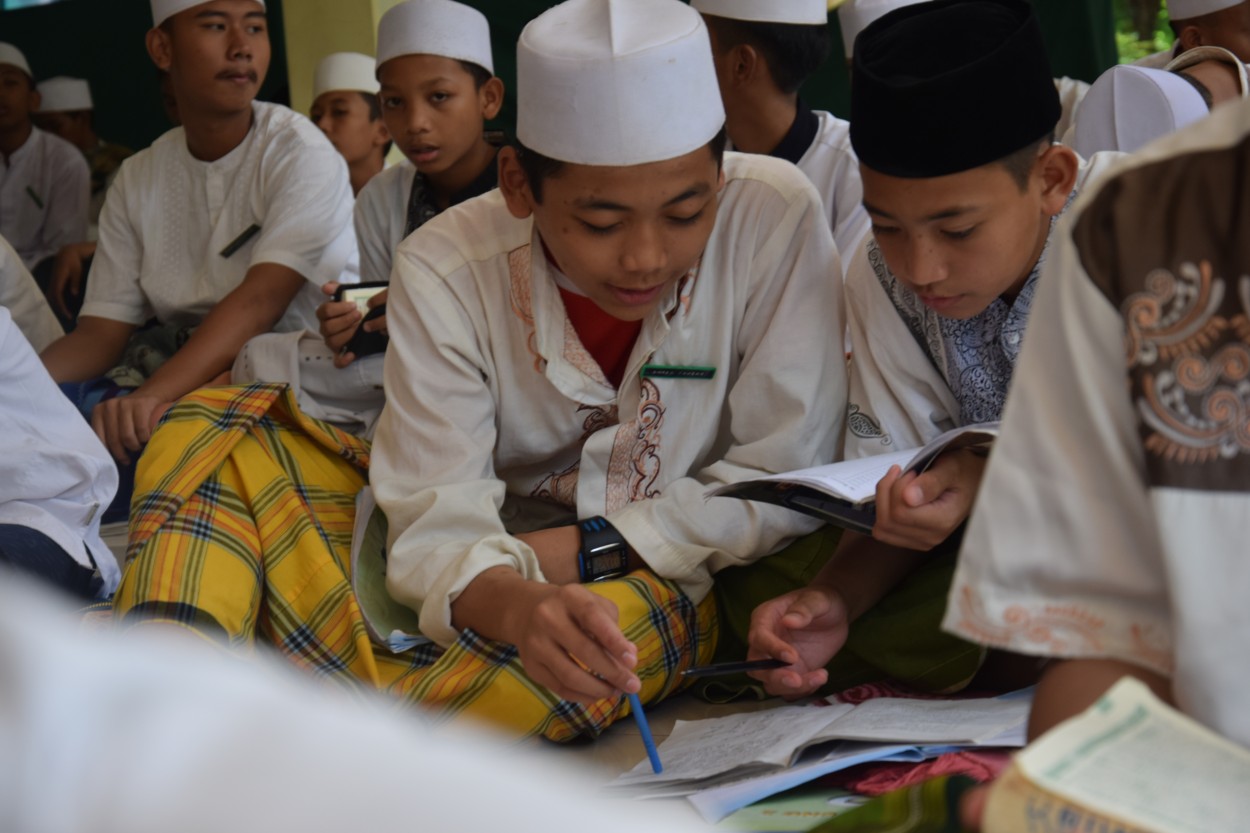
[309,52,389,197]
[39,0,355,466]
[0,307,118,599]
[115,0,846,741]
[0,233,62,352]
[693,0,870,265]
[0,43,90,274]
[319,0,505,372]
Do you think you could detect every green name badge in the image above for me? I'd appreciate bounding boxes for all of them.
[641,364,716,381]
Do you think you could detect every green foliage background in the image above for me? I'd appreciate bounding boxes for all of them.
[1115,0,1178,62]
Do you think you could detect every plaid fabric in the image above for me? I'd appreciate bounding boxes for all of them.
[114,384,716,741]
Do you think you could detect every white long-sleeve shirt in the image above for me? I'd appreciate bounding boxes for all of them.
[796,110,871,267]
[0,307,118,592]
[0,233,61,352]
[371,152,847,646]
[0,127,89,270]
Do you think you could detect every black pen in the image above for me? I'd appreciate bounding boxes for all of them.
[681,658,789,678]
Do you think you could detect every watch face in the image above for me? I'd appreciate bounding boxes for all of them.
[586,551,627,577]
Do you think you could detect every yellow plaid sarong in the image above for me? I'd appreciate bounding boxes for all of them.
[113,384,717,741]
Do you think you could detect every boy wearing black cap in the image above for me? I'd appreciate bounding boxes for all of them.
[745,0,1121,698]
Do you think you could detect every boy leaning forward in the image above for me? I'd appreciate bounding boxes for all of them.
[116,0,846,741]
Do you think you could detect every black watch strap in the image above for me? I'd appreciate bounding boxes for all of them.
[576,516,630,583]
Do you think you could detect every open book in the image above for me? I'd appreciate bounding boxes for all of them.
[611,694,1028,798]
[708,422,999,534]
[984,678,1250,833]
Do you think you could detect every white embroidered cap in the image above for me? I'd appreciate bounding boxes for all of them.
[37,77,93,112]
[1168,0,1244,20]
[151,0,266,27]
[516,0,726,166]
[376,0,494,75]
[690,0,828,25]
[1073,64,1211,157]
[0,42,32,78]
[313,52,380,98]
[837,0,930,56]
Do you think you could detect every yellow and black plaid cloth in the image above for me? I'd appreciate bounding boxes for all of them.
[113,384,716,742]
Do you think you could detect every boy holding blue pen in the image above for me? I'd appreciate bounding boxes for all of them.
[368,0,847,736]
[113,0,848,743]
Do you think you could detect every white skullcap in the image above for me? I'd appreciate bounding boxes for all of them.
[313,53,379,98]
[1073,65,1211,157]
[151,0,266,28]
[1168,0,1244,20]
[691,0,828,25]
[0,42,32,78]
[376,0,494,75]
[37,77,93,112]
[517,0,726,166]
[837,0,929,56]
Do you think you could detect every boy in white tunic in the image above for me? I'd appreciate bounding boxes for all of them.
[370,0,844,714]
[946,97,1250,751]
[309,52,389,198]
[39,0,355,466]
[692,0,870,265]
[746,0,1119,697]
[0,233,62,353]
[346,0,502,290]
[0,43,90,274]
[0,307,118,599]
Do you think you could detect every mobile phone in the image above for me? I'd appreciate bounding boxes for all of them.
[334,281,388,316]
[344,303,389,358]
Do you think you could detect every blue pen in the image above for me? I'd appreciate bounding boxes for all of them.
[627,692,663,774]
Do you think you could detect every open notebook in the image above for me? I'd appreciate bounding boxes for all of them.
[708,422,999,533]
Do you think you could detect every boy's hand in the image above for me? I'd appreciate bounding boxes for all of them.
[745,585,850,699]
[507,582,641,705]
[91,393,168,464]
[49,242,95,318]
[871,448,987,551]
[316,282,389,367]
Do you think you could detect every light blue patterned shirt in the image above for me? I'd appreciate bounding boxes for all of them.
[866,238,1048,426]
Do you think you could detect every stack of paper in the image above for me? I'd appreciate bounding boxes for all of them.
[609,695,1030,822]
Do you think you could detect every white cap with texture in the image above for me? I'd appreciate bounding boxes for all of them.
[1168,0,1244,20]
[37,77,93,112]
[0,42,32,78]
[1073,64,1211,157]
[313,52,380,98]
[151,0,266,28]
[376,0,494,75]
[517,0,726,166]
[691,0,828,25]
[837,0,929,56]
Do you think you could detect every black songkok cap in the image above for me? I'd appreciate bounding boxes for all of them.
[850,0,1060,178]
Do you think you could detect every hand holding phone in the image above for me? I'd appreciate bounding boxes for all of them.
[322,282,389,362]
